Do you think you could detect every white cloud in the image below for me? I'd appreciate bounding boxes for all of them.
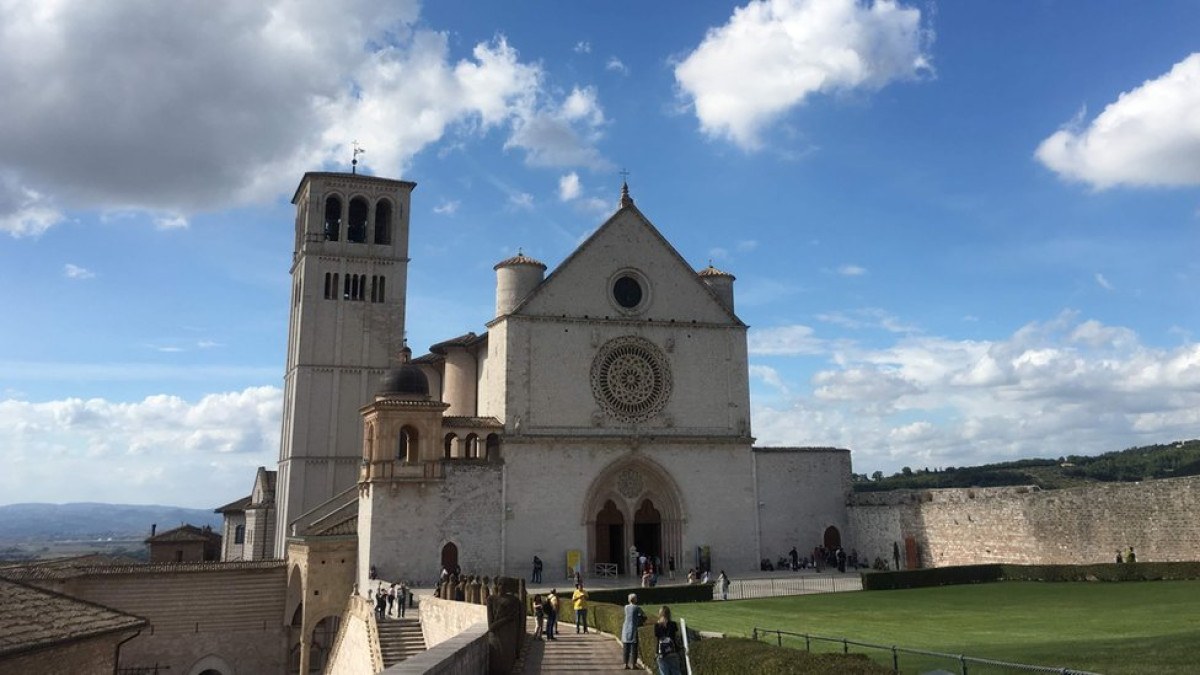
[736,240,759,252]
[0,174,63,238]
[817,308,916,333]
[559,172,582,201]
[574,41,591,54]
[0,387,282,507]
[433,199,461,215]
[154,214,188,230]
[1035,53,1200,189]
[64,264,94,280]
[508,192,534,210]
[506,86,611,169]
[674,0,932,149]
[749,364,791,395]
[749,325,827,355]
[1094,272,1114,291]
[606,57,628,75]
[752,312,1200,473]
[0,1,607,232]
[837,263,868,277]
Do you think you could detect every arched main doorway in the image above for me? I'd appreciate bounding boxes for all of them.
[594,500,625,574]
[440,542,459,572]
[634,500,662,565]
[583,457,685,579]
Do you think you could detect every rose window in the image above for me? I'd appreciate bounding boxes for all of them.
[591,336,672,422]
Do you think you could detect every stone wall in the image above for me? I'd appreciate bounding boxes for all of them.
[37,562,288,675]
[0,631,136,675]
[417,596,489,649]
[849,475,1200,568]
[325,595,380,675]
[383,620,489,675]
[754,448,853,562]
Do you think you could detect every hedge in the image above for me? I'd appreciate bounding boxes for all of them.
[588,582,714,606]
[863,561,1200,591]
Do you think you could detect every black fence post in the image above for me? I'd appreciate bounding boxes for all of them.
[892,646,899,673]
[960,654,968,675]
[843,638,849,654]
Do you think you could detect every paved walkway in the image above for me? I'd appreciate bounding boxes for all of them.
[518,618,634,674]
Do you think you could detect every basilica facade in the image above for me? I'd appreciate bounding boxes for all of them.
[230,170,852,588]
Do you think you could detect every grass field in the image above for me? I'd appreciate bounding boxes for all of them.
[649,581,1200,674]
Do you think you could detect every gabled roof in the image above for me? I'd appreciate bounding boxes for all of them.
[0,576,147,657]
[504,199,744,326]
[254,467,277,494]
[145,524,221,544]
[442,416,504,429]
[214,495,252,513]
[429,332,486,355]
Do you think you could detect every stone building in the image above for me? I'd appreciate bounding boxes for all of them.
[0,576,147,675]
[216,467,278,561]
[242,170,853,590]
[146,524,222,563]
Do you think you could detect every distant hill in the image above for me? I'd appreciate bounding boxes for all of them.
[0,502,223,541]
[854,439,1200,492]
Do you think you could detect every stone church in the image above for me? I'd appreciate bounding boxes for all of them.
[224,169,852,589]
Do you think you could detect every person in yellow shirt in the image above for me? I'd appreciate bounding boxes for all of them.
[572,582,589,633]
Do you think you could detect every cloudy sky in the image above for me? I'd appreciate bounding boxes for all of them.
[2,0,1198,508]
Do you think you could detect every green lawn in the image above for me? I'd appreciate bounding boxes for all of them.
[649,581,1200,674]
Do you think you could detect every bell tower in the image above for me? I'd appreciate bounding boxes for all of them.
[274,171,416,556]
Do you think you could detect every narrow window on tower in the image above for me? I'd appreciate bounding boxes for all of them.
[343,273,351,300]
[323,196,341,241]
[332,273,339,301]
[371,276,378,303]
[374,200,392,245]
[324,272,331,300]
[348,197,368,243]
[379,276,386,302]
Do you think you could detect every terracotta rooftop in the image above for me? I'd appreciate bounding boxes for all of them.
[442,416,504,429]
[429,332,486,355]
[0,560,285,583]
[145,524,221,544]
[214,495,252,513]
[0,576,147,657]
[493,252,547,270]
[698,264,735,279]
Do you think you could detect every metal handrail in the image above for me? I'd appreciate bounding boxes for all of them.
[750,627,1103,675]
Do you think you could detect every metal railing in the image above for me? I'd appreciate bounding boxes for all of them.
[751,628,1102,675]
[716,575,860,600]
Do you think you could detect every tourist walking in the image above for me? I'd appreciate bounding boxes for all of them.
[532,555,543,583]
[654,605,683,675]
[386,584,396,617]
[532,594,545,640]
[398,581,408,617]
[545,589,559,640]
[572,583,590,633]
[621,593,646,670]
[717,570,730,600]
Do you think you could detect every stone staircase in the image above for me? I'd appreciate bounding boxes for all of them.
[377,617,425,667]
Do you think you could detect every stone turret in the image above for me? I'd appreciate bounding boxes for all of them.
[698,264,736,312]
[494,251,546,317]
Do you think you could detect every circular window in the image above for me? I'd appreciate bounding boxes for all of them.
[590,336,672,423]
[612,276,643,309]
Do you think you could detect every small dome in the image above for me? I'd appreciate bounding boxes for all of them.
[698,264,735,280]
[494,249,546,271]
[377,347,429,397]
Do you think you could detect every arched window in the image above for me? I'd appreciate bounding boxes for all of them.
[399,426,419,462]
[234,524,245,544]
[485,434,501,460]
[444,433,458,459]
[348,197,368,243]
[323,196,341,241]
[374,200,392,245]
[465,433,480,459]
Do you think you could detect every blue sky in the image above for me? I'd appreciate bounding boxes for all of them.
[1,0,1198,508]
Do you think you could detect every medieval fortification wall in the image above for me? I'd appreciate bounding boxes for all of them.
[849,475,1200,569]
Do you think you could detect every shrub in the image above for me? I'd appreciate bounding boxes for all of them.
[588,582,714,606]
[686,637,892,674]
[862,564,1003,590]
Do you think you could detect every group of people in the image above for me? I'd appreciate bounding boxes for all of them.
[762,545,859,573]
[620,593,685,675]
[373,581,410,619]
[1116,546,1137,563]
[531,583,591,642]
